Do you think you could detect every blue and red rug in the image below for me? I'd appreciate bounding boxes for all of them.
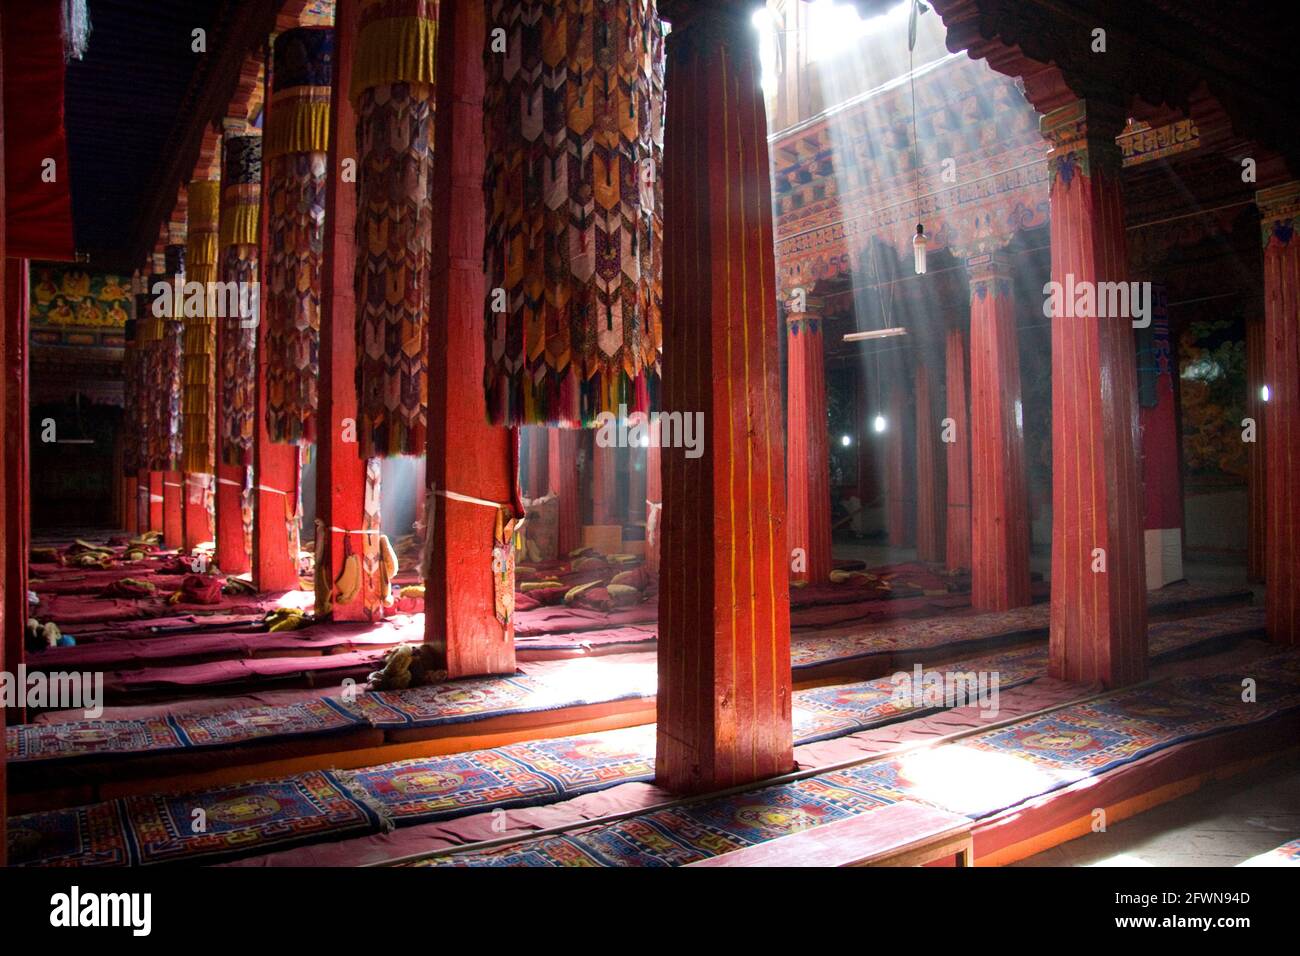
[7,699,366,764]
[8,771,385,867]
[417,648,1300,867]
[5,605,1262,766]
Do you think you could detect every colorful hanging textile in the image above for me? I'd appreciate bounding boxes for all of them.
[219,133,262,467]
[482,0,665,428]
[145,263,184,472]
[182,180,221,475]
[265,26,332,446]
[121,314,142,475]
[350,0,438,458]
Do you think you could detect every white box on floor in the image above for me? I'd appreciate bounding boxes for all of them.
[1145,527,1183,590]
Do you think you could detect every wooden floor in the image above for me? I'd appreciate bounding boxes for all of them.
[1016,752,1300,866]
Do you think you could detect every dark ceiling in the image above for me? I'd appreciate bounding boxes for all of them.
[64,0,225,269]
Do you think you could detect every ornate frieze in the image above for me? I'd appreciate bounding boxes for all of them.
[1257,181,1300,249]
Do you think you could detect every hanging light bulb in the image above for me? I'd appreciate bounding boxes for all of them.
[1261,384,1271,403]
[873,414,887,434]
[913,223,927,275]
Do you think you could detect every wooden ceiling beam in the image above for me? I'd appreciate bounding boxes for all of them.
[132,0,281,269]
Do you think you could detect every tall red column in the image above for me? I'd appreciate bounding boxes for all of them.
[548,428,581,556]
[656,1,793,794]
[4,259,28,685]
[1138,285,1184,589]
[1245,315,1265,583]
[121,474,135,530]
[785,306,832,583]
[136,467,151,532]
[645,428,662,575]
[252,40,301,593]
[1043,99,1147,685]
[163,470,184,549]
[1259,181,1300,644]
[885,377,913,548]
[913,360,946,563]
[425,0,516,676]
[968,250,1031,609]
[183,473,212,551]
[591,434,619,525]
[317,0,373,621]
[148,471,164,531]
[0,24,7,853]
[945,325,972,570]
[527,428,549,499]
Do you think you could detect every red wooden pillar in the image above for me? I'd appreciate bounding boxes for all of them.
[214,464,248,572]
[183,473,211,551]
[591,433,619,525]
[785,306,832,583]
[628,441,647,527]
[4,259,28,686]
[0,17,6,854]
[1138,285,1184,589]
[548,428,581,555]
[1043,99,1146,685]
[317,0,372,621]
[148,470,164,531]
[424,0,516,676]
[945,325,972,570]
[252,39,301,593]
[1245,315,1265,583]
[1259,181,1300,644]
[163,469,184,549]
[967,250,1031,609]
[124,475,137,531]
[884,377,913,548]
[527,428,549,498]
[136,468,151,532]
[645,428,662,574]
[913,360,946,563]
[656,1,793,794]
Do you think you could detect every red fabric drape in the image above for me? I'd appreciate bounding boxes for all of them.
[2,0,74,260]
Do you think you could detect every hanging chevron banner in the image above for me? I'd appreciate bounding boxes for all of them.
[182,180,222,475]
[122,299,144,476]
[350,0,438,458]
[219,133,262,468]
[482,0,665,428]
[144,254,185,473]
[265,26,332,446]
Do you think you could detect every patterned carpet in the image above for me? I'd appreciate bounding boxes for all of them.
[7,771,383,867]
[10,621,1273,866]
[6,606,1264,766]
[8,699,365,764]
[415,649,1300,867]
[790,599,1262,670]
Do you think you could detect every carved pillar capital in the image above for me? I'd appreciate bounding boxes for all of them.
[1257,181,1300,249]
[662,0,760,58]
[1041,98,1126,188]
[785,290,823,334]
[966,249,1012,281]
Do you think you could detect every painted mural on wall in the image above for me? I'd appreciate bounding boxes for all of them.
[30,262,131,351]
[1179,318,1247,482]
